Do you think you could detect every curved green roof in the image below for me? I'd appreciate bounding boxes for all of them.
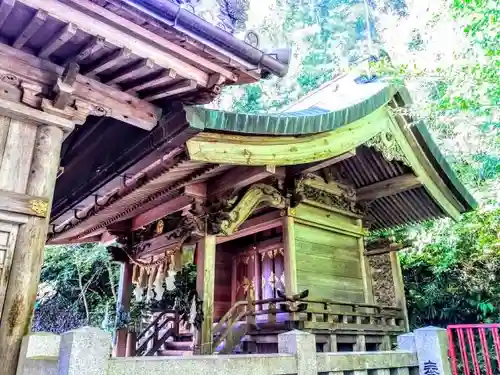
[184,75,476,213]
[185,79,396,135]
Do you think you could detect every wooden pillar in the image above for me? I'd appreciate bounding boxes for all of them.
[390,251,409,331]
[113,262,133,357]
[357,221,374,304]
[282,214,297,295]
[195,235,216,354]
[0,110,72,375]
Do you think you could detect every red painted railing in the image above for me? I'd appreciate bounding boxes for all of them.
[447,324,500,375]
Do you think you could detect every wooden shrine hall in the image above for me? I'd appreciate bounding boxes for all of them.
[48,71,476,357]
[0,0,289,374]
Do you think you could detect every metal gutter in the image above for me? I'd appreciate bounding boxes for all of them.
[119,0,290,77]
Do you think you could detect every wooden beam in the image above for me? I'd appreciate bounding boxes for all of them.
[67,35,105,64]
[0,43,159,130]
[125,69,177,94]
[184,183,206,200]
[131,195,194,231]
[133,233,179,259]
[0,97,74,131]
[17,0,216,85]
[0,0,15,30]
[83,48,132,76]
[104,58,154,85]
[13,9,48,49]
[142,79,197,102]
[100,231,116,244]
[38,23,77,59]
[290,151,355,175]
[0,189,49,218]
[216,210,283,244]
[195,235,216,354]
[209,166,285,195]
[356,174,421,201]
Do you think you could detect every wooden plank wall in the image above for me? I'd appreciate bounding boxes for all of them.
[214,246,232,320]
[295,224,365,303]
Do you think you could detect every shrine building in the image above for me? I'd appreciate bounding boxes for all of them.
[0,0,475,373]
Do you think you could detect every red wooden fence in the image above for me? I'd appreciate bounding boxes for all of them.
[447,324,500,375]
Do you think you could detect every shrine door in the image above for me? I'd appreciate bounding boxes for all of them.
[232,247,285,303]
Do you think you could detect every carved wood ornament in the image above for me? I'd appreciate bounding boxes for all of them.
[364,131,410,167]
[294,176,366,216]
[217,184,286,235]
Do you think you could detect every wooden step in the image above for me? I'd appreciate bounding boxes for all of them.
[157,350,193,357]
[175,332,193,342]
[164,341,193,351]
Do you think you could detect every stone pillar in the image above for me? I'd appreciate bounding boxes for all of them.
[58,327,110,375]
[397,332,416,353]
[0,108,74,375]
[16,332,61,375]
[195,235,216,354]
[399,327,452,375]
[278,330,317,375]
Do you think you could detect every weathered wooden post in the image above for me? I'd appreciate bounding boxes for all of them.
[0,106,74,375]
[195,235,216,354]
[113,262,133,357]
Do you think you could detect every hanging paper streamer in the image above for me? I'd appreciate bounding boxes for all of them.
[165,270,177,291]
[131,264,139,284]
[146,265,158,303]
[188,295,197,325]
[154,262,166,301]
[173,248,183,272]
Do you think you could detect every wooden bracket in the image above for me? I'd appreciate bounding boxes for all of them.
[53,62,80,110]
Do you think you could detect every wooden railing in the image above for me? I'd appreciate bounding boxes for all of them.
[296,298,405,331]
[135,310,180,356]
[211,290,306,354]
[211,290,405,354]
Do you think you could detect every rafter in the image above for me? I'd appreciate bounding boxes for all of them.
[38,22,77,59]
[125,69,177,94]
[66,35,105,65]
[356,174,421,201]
[13,9,48,49]
[0,0,15,29]
[16,0,230,86]
[289,151,355,175]
[82,48,132,76]
[142,79,197,102]
[104,58,154,85]
[209,166,285,195]
[131,195,194,231]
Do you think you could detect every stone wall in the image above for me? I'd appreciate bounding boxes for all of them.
[16,328,420,375]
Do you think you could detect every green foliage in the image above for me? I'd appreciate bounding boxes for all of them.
[35,244,119,332]
[399,209,500,328]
